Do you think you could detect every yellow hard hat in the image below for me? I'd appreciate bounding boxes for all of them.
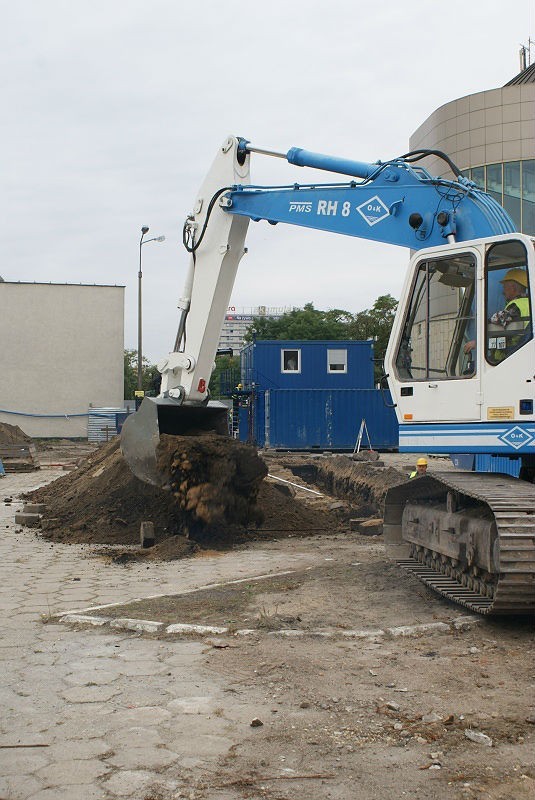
[500,268,528,288]
[416,458,427,466]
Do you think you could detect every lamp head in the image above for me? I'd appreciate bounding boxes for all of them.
[141,226,149,235]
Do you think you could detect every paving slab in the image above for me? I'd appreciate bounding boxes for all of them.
[35,758,110,785]
[104,745,180,770]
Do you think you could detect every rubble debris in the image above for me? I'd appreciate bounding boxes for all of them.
[357,518,383,536]
[464,730,493,746]
[140,521,155,548]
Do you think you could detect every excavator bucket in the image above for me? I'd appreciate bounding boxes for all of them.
[120,397,230,487]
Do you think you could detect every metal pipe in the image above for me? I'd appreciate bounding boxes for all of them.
[245,144,288,159]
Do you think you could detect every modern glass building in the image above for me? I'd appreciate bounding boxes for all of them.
[409,63,535,234]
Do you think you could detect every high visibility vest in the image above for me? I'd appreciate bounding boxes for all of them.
[507,295,531,325]
[494,295,531,361]
[409,470,417,479]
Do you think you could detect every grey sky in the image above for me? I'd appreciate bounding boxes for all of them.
[3,0,533,361]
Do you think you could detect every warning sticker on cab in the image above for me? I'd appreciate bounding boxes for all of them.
[487,406,515,420]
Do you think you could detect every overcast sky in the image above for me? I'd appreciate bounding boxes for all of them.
[3,0,533,360]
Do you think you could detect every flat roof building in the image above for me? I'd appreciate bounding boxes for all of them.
[218,305,292,355]
[0,281,124,437]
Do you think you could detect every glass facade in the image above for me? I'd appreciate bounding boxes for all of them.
[467,160,535,234]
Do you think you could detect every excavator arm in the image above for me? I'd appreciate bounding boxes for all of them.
[164,136,514,404]
[121,134,516,485]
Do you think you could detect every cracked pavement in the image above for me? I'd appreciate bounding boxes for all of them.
[0,471,320,800]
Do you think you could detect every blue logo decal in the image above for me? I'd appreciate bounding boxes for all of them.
[498,426,534,450]
[356,195,390,226]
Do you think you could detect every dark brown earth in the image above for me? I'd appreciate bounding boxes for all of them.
[157,432,267,529]
[28,436,405,560]
[0,422,32,445]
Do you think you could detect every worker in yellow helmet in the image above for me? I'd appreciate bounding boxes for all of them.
[409,457,428,479]
[489,267,531,362]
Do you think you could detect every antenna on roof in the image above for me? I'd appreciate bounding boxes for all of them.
[519,37,534,70]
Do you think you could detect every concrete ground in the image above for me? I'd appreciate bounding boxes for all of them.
[0,470,332,800]
[1,462,533,800]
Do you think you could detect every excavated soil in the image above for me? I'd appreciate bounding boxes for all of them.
[0,422,32,445]
[157,433,267,529]
[27,437,398,559]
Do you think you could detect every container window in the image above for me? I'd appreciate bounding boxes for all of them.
[485,240,532,366]
[327,349,347,373]
[281,349,300,373]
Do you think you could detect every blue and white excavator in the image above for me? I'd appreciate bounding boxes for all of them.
[122,135,534,615]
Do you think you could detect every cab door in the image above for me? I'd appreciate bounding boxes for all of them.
[388,246,482,423]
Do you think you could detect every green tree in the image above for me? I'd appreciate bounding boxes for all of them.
[347,294,398,380]
[209,354,240,398]
[123,349,160,399]
[246,302,354,341]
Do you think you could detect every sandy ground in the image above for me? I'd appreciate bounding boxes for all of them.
[3,439,534,799]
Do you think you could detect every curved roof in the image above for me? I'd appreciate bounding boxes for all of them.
[504,62,535,86]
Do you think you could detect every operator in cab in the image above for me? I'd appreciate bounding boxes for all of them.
[409,457,428,478]
[464,267,530,362]
[490,268,530,360]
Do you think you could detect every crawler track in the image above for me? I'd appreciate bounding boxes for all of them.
[384,472,535,615]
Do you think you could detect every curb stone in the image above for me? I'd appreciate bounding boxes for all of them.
[57,614,483,639]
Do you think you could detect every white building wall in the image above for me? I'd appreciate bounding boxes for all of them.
[0,282,124,437]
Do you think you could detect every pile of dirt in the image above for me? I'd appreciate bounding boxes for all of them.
[28,436,338,557]
[0,422,39,472]
[0,422,32,445]
[157,433,267,528]
[29,439,181,545]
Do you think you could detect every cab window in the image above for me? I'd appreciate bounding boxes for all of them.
[395,254,476,380]
[485,240,532,365]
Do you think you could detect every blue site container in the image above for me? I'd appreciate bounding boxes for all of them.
[237,338,397,450]
[242,388,397,450]
[241,340,374,391]
[115,411,131,434]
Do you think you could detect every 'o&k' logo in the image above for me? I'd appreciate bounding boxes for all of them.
[498,426,534,450]
[356,195,390,226]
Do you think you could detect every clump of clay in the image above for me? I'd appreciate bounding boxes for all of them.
[157,433,267,528]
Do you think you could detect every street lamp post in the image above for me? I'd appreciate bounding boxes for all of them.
[137,226,165,394]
